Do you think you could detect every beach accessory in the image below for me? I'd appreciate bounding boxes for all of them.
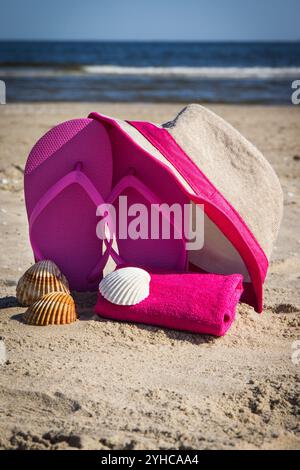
[23,291,77,326]
[99,267,150,306]
[16,260,69,306]
[25,104,282,311]
[24,119,113,291]
[96,272,243,337]
[88,106,283,312]
[25,117,186,292]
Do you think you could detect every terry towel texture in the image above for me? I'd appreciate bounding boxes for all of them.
[95,273,244,336]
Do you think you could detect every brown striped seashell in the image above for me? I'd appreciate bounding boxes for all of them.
[23,292,77,326]
[16,260,70,306]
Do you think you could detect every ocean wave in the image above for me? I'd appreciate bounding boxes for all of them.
[82,65,300,79]
[1,65,300,79]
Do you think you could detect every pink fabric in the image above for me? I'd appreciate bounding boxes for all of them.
[88,112,267,312]
[25,119,113,291]
[128,120,268,313]
[95,272,244,337]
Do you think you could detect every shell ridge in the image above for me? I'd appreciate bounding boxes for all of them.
[99,267,150,306]
[23,291,76,326]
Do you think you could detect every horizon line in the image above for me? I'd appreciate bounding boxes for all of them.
[0,38,299,43]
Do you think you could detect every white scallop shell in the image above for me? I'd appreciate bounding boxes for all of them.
[99,267,151,306]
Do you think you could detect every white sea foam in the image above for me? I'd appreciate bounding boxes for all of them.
[82,65,300,79]
[1,65,300,79]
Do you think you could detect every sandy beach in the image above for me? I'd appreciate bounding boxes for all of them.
[0,102,299,450]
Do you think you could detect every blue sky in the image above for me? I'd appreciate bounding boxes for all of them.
[1,0,299,41]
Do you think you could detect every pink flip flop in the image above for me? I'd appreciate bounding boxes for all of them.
[103,172,187,269]
[89,113,189,272]
[25,118,113,291]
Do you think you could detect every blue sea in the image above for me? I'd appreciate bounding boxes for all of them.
[0,41,299,103]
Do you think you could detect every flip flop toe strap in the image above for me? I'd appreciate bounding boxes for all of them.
[29,163,113,285]
[103,173,187,268]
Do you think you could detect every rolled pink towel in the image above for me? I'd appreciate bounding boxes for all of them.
[95,272,243,336]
